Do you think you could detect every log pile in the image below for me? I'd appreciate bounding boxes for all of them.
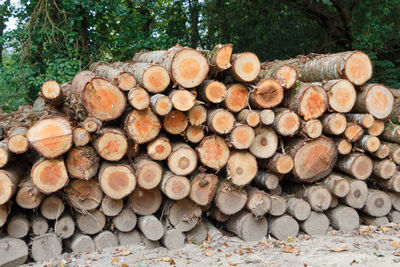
[0,44,399,264]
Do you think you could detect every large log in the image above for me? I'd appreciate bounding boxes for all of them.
[372,159,396,179]
[0,163,23,205]
[40,194,65,220]
[362,189,392,217]
[189,172,219,206]
[150,94,173,116]
[0,238,28,267]
[197,80,227,103]
[76,209,106,235]
[66,233,95,253]
[335,152,373,180]
[128,87,150,110]
[299,211,329,236]
[98,162,137,199]
[89,62,137,91]
[55,213,75,239]
[31,233,62,262]
[160,171,191,200]
[226,151,257,186]
[15,179,43,209]
[31,216,48,236]
[230,52,260,82]
[124,108,161,144]
[65,179,103,211]
[168,143,197,176]
[245,186,271,217]
[225,210,268,242]
[132,155,162,189]
[368,119,385,136]
[345,113,374,128]
[112,208,137,232]
[92,128,128,161]
[249,79,284,108]
[326,205,359,232]
[290,184,332,212]
[31,158,68,194]
[323,173,350,198]
[353,84,394,119]
[214,181,247,215]
[65,146,99,179]
[100,196,123,216]
[94,231,118,250]
[342,178,368,209]
[196,135,230,171]
[356,135,380,153]
[127,187,162,215]
[322,113,347,135]
[321,79,356,113]
[268,214,299,241]
[272,108,301,136]
[164,198,202,232]
[138,215,164,241]
[224,84,249,113]
[163,110,188,135]
[7,213,30,238]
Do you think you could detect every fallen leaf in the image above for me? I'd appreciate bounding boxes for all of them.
[331,246,349,252]
[225,253,231,258]
[393,241,400,248]
[359,226,370,233]
[380,226,389,232]
[206,251,213,257]
[122,264,128,267]
[119,248,132,256]
[228,262,237,266]
[287,236,293,242]
[111,257,119,264]
[283,246,300,253]
[160,257,175,264]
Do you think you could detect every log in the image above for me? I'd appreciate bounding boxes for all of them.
[353,84,394,119]
[361,216,389,226]
[381,123,400,144]
[138,215,164,241]
[368,119,385,136]
[383,142,400,163]
[150,94,173,116]
[207,108,235,134]
[286,196,311,221]
[272,108,301,136]
[41,80,65,105]
[288,136,337,183]
[254,171,280,190]
[132,155,162,190]
[237,109,260,127]
[66,233,95,253]
[163,110,188,135]
[161,227,185,249]
[299,211,329,236]
[342,178,368,209]
[345,113,374,128]
[164,198,202,232]
[334,138,352,155]
[226,151,257,186]
[388,192,400,211]
[7,127,28,154]
[170,89,196,111]
[112,62,170,93]
[268,214,299,241]
[127,187,162,215]
[224,84,249,113]
[371,143,391,159]
[89,62,137,91]
[343,122,364,142]
[229,124,255,149]
[40,194,64,220]
[388,210,400,223]
[330,195,339,208]
[230,52,260,82]
[81,117,102,133]
[198,80,227,103]
[270,184,283,195]
[168,143,197,176]
[141,234,160,249]
[55,213,75,239]
[322,113,347,135]
[213,181,247,215]
[76,209,106,235]
[197,44,233,73]
[186,220,208,243]
[225,210,268,242]
[249,79,284,108]
[322,79,356,113]
[31,216,48,236]
[269,195,287,216]
[302,119,322,139]
[362,189,392,217]
[283,83,328,120]
[335,152,373,180]
[326,205,359,232]
[249,126,278,159]
[112,208,137,232]
[0,140,11,168]
[98,162,137,199]
[290,185,332,212]
[266,153,294,174]
[189,172,219,206]
[117,230,141,246]
[72,127,91,147]
[124,108,161,144]
[209,206,230,222]
[323,173,350,198]
[93,127,128,161]
[245,186,271,217]
[133,46,209,88]
[27,116,73,158]
[101,196,123,216]
[356,135,380,153]
[0,238,28,266]
[259,63,297,89]
[147,136,172,161]
[7,213,29,238]
[65,179,103,211]
[372,159,396,179]
[31,233,62,262]
[30,158,69,194]
[128,86,150,110]
[15,179,43,209]
[94,231,118,249]
[373,172,400,192]
[65,146,99,179]
[186,126,205,143]
[161,171,191,200]
[203,218,223,242]
[187,105,207,127]
[258,109,275,126]
[196,135,230,171]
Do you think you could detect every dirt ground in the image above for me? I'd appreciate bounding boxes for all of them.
[24,223,400,267]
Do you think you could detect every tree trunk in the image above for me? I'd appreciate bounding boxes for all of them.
[197,80,227,103]
[214,181,247,215]
[31,233,62,263]
[160,171,191,200]
[323,173,350,197]
[163,110,188,135]
[224,84,249,113]
[197,44,233,73]
[127,187,162,215]
[258,63,297,89]
[146,136,172,161]
[245,186,271,217]
[321,113,347,135]
[40,194,64,220]
[299,211,329,236]
[189,172,219,206]
[124,108,161,144]
[168,143,197,176]
[286,196,311,221]
[335,152,372,180]
[150,94,173,116]
[268,214,299,241]
[321,79,356,112]
[112,208,137,232]
[65,179,103,211]
[89,62,137,91]
[7,127,28,154]
[98,162,137,199]
[207,108,235,134]
[249,126,278,159]
[249,79,284,108]
[128,87,150,110]
[196,135,230,171]
[225,210,268,242]
[326,205,359,232]
[76,209,105,235]
[229,124,255,149]
[272,108,301,136]
[65,146,99,179]
[31,158,69,194]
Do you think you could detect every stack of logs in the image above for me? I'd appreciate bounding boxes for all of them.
[1,44,400,265]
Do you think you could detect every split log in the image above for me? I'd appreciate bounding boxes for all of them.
[168,143,197,176]
[302,119,322,138]
[31,233,62,262]
[335,152,372,180]
[31,216,48,236]
[322,113,347,135]
[15,179,43,209]
[268,214,299,241]
[117,230,141,246]
[7,127,28,154]
[196,135,230,170]
[322,79,356,113]
[112,208,137,232]
[161,227,185,249]
[300,211,329,236]
[207,108,235,134]
[326,205,359,232]
[254,171,280,191]
[163,110,188,135]
[323,173,350,198]
[147,136,172,161]
[290,185,332,212]
[94,231,118,249]
[209,206,230,222]
[170,89,196,111]
[249,126,278,159]
[361,216,389,226]
[197,44,233,73]
[93,128,128,161]
[388,192,400,211]
[342,178,368,209]
[66,233,95,253]
[99,162,137,199]
[259,63,297,89]
[133,46,209,88]
[383,142,400,163]
[373,159,396,179]
[72,127,91,147]
[161,171,191,200]
[89,62,137,91]
[230,52,260,82]
[55,213,75,239]
[373,172,400,192]
[198,80,227,103]
[224,84,249,113]
[101,196,123,216]
[128,87,150,110]
[287,136,337,183]
[237,109,260,127]
[186,126,205,143]
[345,113,374,128]
[127,187,162,215]
[138,215,164,241]
[214,181,247,215]
[229,124,255,149]
[343,122,364,142]
[65,179,103,211]
[283,83,328,120]
[76,209,106,235]
[245,186,271,217]
[124,108,161,144]
[368,119,385,136]
[132,155,162,189]
[27,116,73,158]
[40,195,64,220]
[353,84,394,119]
[286,197,311,221]
[189,172,219,206]
[31,158,68,194]
[226,151,257,186]
[7,213,29,238]
[164,198,202,232]
[362,189,392,217]
[249,79,284,108]
[0,140,11,168]
[269,195,287,216]
[186,221,208,243]
[371,143,390,159]
[225,210,268,242]
[258,109,275,125]
[66,146,99,179]
[334,138,352,155]
[41,80,65,105]
[266,153,294,174]
[356,135,380,153]
[150,94,173,116]
[272,108,301,136]
[0,238,28,267]
[81,117,102,133]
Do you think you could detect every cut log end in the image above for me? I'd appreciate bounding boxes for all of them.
[224,84,248,112]
[139,215,164,241]
[197,135,230,170]
[363,190,392,217]
[238,109,260,127]
[214,181,247,215]
[94,128,128,161]
[250,79,284,108]
[225,210,268,241]
[372,143,390,159]
[344,179,368,209]
[41,80,62,102]
[368,119,385,136]
[337,153,373,180]
[150,94,173,116]
[7,128,29,154]
[344,51,373,85]
[147,137,172,161]
[40,195,65,220]
[112,208,137,232]
[118,72,136,91]
[258,109,275,125]
[167,198,202,232]
[302,119,322,139]
[134,157,162,189]
[65,179,103,211]
[322,113,347,135]
[230,124,255,149]
[186,126,205,143]
[298,84,328,120]
[76,210,106,235]
[336,138,352,155]
[66,146,99,179]
[268,153,294,174]
[82,117,102,133]
[168,144,197,176]
[373,159,396,179]
[327,205,360,232]
[231,52,261,82]
[99,163,136,199]
[326,79,356,113]
[215,44,233,70]
[128,87,150,110]
[31,234,62,263]
[201,80,227,103]
[190,173,219,206]
[143,65,170,93]
[344,123,364,142]
[163,110,188,135]
[16,181,43,209]
[170,90,195,111]
[275,65,297,89]
[227,151,257,186]
[125,108,161,144]
[161,172,191,200]
[274,108,300,136]
[207,109,235,134]
[363,84,394,119]
[269,215,299,241]
[31,158,69,194]
[188,105,207,126]
[72,127,91,147]
[127,187,162,215]
[249,127,278,159]
[300,211,329,236]
[101,196,123,217]
[287,197,311,221]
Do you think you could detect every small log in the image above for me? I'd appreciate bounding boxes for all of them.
[300,211,329,236]
[170,89,196,111]
[323,173,351,198]
[334,138,352,155]
[373,159,396,179]
[93,127,128,161]
[94,231,118,250]
[269,195,287,216]
[345,113,374,128]
[150,94,173,116]
[188,105,207,127]
[161,171,191,200]
[270,184,283,195]
[268,214,299,241]
[66,146,99,179]
[203,218,223,242]
[322,79,356,113]
[335,152,373,180]
[147,136,172,161]
[198,80,227,103]
[72,127,91,147]
[326,205,359,232]
[65,179,103,211]
[237,109,260,127]
[224,84,249,113]
[266,153,294,174]
[254,171,280,190]
[124,108,161,144]
[198,44,233,73]
[330,195,339,208]
[361,216,389,226]
[302,119,322,138]
[81,117,102,133]
[40,194,64,220]
[31,216,48,236]
[141,234,160,249]
[161,227,185,249]
[163,110,188,135]
[31,158,68,194]
[342,178,368,209]
[209,206,230,222]
[76,209,106,235]
[356,135,380,153]
[258,109,275,126]
[368,119,385,136]
[322,113,347,135]
[362,189,392,217]
[99,162,137,199]
[117,230,141,246]
[229,124,255,149]
[0,238,28,266]
[186,220,208,243]
[373,172,400,192]
[383,142,400,163]
[225,210,268,242]
[259,63,297,89]
[388,192,400,211]
[55,213,75,239]
[89,62,137,91]
[272,108,301,136]
[381,123,400,144]
[353,84,394,119]
[286,196,311,221]
[66,233,95,253]
[196,135,230,171]
[189,172,219,206]
[343,122,364,142]
[226,151,257,186]
[112,208,137,232]
[186,126,205,143]
[168,143,197,176]
[101,196,123,216]
[289,184,331,212]
[7,127,28,154]
[164,198,202,232]
[15,179,43,209]
[7,213,29,238]
[249,126,278,159]
[387,210,400,223]
[31,233,62,262]
[207,108,235,134]
[128,87,150,110]
[245,186,271,217]
[371,143,391,159]
[127,187,162,215]
[41,80,65,105]
[250,79,284,108]
[230,52,260,82]
[132,155,162,190]
[138,215,164,241]
[0,140,11,168]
